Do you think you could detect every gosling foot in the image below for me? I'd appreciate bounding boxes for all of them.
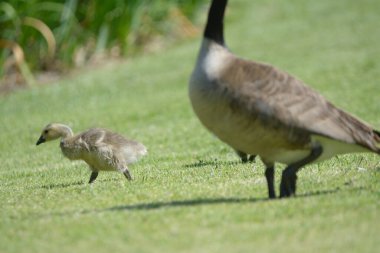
[89,171,99,184]
[123,168,133,181]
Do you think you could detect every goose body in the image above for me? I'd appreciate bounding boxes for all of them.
[189,0,380,198]
[36,123,147,183]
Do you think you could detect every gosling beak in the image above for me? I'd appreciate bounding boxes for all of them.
[36,136,45,145]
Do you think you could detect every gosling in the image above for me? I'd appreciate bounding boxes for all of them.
[36,123,147,183]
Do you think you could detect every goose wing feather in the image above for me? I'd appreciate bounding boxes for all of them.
[219,57,379,152]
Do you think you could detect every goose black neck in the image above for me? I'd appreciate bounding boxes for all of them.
[204,0,227,45]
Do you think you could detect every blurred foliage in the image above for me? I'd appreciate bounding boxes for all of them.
[0,0,205,87]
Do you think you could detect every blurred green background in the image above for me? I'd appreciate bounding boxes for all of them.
[0,0,205,89]
[0,0,379,252]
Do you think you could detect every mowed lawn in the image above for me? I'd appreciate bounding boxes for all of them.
[1,0,379,252]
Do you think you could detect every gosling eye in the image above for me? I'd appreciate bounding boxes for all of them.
[44,130,49,134]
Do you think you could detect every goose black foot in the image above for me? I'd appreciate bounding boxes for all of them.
[247,155,256,163]
[279,144,323,198]
[265,166,276,199]
[89,172,99,184]
[236,150,256,163]
[280,170,297,198]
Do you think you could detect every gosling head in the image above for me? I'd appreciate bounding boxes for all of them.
[36,123,73,145]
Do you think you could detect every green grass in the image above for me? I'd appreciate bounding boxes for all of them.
[1,0,205,77]
[1,0,379,252]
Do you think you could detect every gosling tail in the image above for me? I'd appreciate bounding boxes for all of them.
[374,130,380,154]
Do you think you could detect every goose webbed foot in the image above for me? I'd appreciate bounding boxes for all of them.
[236,150,256,163]
[280,170,297,198]
[247,155,256,163]
[236,150,248,163]
[89,171,99,184]
[279,144,323,198]
[265,166,276,199]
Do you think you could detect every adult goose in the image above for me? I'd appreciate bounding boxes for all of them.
[36,123,147,184]
[189,0,380,198]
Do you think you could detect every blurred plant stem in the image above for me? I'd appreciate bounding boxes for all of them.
[0,0,205,89]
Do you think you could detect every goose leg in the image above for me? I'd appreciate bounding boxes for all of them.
[123,167,133,181]
[236,150,256,163]
[280,144,323,198]
[248,155,256,163]
[265,166,276,199]
[89,171,99,184]
[236,150,248,163]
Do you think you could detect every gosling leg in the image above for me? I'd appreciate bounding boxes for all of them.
[123,167,133,181]
[89,171,99,184]
[279,144,323,198]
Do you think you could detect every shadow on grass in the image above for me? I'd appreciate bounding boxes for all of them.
[39,177,121,189]
[40,181,85,189]
[105,196,268,212]
[62,188,341,217]
[40,186,367,219]
[184,159,247,168]
[103,187,341,212]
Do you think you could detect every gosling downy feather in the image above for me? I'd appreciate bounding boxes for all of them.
[189,0,380,198]
[36,123,147,183]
